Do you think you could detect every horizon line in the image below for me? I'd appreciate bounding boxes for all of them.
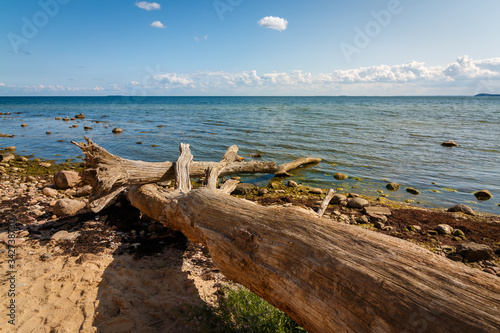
[0,94,492,98]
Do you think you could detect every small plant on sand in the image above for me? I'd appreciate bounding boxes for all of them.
[190,284,307,332]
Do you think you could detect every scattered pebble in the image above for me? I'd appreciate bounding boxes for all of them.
[474,190,492,201]
[406,187,420,195]
[334,173,348,180]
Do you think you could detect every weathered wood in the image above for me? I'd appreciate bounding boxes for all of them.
[75,138,500,332]
[219,179,240,194]
[175,143,193,193]
[72,137,321,211]
[204,145,239,191]
[127,184,500,333]
[275,156,322,176]
[317,188,335,217]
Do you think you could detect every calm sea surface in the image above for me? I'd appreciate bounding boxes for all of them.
[1,96,499,213]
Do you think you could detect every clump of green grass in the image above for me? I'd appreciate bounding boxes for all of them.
[189,285,307,332]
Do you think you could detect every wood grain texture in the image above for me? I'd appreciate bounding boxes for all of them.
[317,189,335,217]
[204,145,239,191]
[75,138,500,332]
[128,185,500,333]
[175,143,193,193]
[72,137,321,211]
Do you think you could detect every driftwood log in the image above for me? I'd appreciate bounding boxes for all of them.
[73,138,500,333]
[71,137,321,212]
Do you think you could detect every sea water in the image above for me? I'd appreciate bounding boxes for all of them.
[0,96,499,213]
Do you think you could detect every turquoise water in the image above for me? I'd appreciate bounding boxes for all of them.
[0,96,499,213]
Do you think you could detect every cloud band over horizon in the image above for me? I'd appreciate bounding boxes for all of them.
[2,56,500,96]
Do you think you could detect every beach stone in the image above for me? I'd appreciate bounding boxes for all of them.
[0,152,15,162]
[347,197,369,209]
[55,117,61,120]
[369,214,387,224]
[21,123,28,127]
[456,243,493,262]
[40,162,51,168]
[435,224,453,235]
[75,113,85,119]
[364,206,391,216]
[309,188,323,194]
[71,124,78,128]
[386,182,400,191]
[356,215,369,224]
[25,175,36,182]
[474,190,492,201]
[406,187,420,195]
[334,173,348,180]
[441,140,459,147]
[258,188,268,196]
[5,146,16,152]
[54,170,81,189]
[453,229,465,238]
[446,253,463,262]
[73,185,92,197]
[233,183,254,195]
[288,180,298,187]
[51,230,80,241]
[447,204,475,216]
[46,131,51,135]
[84,126,93,131]
[62,117,70,121]
[331,193,347,204]
[112,128,123,133]
[52,199,86,216]
[250,153,263,158]
[374,221,385,229]
[42,187,58,197]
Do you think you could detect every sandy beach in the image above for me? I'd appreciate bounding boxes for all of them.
[1,151,499,332]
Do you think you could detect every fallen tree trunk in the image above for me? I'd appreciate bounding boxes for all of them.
[75,139,500,333]
[71,137,321,211]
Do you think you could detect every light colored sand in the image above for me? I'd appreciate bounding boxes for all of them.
[1,239,221,333]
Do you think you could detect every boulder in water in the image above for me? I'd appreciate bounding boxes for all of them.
[441,140,459,147]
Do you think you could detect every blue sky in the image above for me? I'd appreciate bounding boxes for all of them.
[1,0,500,96]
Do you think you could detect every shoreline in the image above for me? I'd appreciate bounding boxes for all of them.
[1,150,499,331]
[1,96,499,215]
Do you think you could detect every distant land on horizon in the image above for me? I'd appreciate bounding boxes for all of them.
[475,93,500,97]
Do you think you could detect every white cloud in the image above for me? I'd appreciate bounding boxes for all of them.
[330,61,447,83]
[153,73,194,87]
[443,55,500,79]
[135,1,161,11]
[150,21,165,29]
[2,56,500,96]
[257,16,288,31]
[194,35,208,42]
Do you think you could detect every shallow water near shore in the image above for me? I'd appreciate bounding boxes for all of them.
[1,96,499,213]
